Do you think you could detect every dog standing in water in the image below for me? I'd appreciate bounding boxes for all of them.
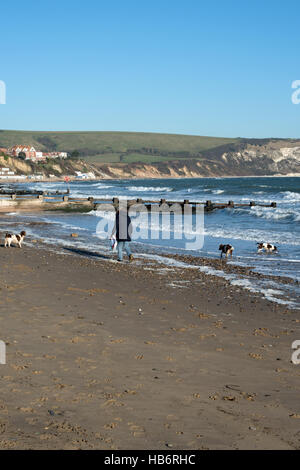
[257,242,278,253]
[219,244,234,259]
[4,231,26,248]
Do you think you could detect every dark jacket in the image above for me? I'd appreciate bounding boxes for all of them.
[116,212,132,242]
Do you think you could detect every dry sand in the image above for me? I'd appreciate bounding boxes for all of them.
[0,243,299,450]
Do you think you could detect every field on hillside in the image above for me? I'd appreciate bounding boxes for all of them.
[0,130,238,163]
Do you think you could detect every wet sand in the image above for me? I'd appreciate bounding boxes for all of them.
[0,243,299,449]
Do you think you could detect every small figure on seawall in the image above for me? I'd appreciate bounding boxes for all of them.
[219,243,234,259]
[4,230,26,248]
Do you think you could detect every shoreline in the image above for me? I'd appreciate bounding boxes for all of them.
[40,240,300,310]
[0,212,299,310]
[0,241,299,449]
[1,174,300,184]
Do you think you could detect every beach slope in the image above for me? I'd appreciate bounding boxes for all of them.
[0,246,299,449]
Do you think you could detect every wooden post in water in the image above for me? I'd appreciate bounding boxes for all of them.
[205,200,213,211]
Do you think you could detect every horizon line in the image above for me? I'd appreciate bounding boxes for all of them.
[0,129,299,140]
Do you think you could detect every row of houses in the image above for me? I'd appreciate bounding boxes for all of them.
[0,166,96,180]
[0,167,96,180]
[0,145,68,162]
[0,167,26,180]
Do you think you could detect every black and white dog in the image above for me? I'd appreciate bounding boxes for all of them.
[4,231,26,248]
[219,244,234,259]
[257,242,278,253]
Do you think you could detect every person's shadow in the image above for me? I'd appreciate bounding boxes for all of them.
[62,246,111,260]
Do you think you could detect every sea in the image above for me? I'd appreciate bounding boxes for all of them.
[1,176,299,309]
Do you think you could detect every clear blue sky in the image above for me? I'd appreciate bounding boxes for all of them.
[1,0,300,138]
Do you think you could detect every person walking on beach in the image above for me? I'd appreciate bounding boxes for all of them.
[111,207,133,262]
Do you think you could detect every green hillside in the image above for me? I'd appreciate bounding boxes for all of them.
[0,130,238,164]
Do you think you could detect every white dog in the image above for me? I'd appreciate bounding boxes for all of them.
[257,242,278,253]
[4,231,26,248]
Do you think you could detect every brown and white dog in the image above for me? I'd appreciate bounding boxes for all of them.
[219,244,234,259]
[257,242,278,253]
[4,230,26,248]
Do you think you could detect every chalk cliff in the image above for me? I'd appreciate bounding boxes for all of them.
[1,139,299,179]
[90,140,300,178]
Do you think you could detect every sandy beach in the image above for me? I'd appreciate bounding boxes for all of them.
[0,238,299,450]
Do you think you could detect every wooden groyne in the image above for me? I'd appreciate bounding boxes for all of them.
[0,189,68,196]
[0,193,277,213]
